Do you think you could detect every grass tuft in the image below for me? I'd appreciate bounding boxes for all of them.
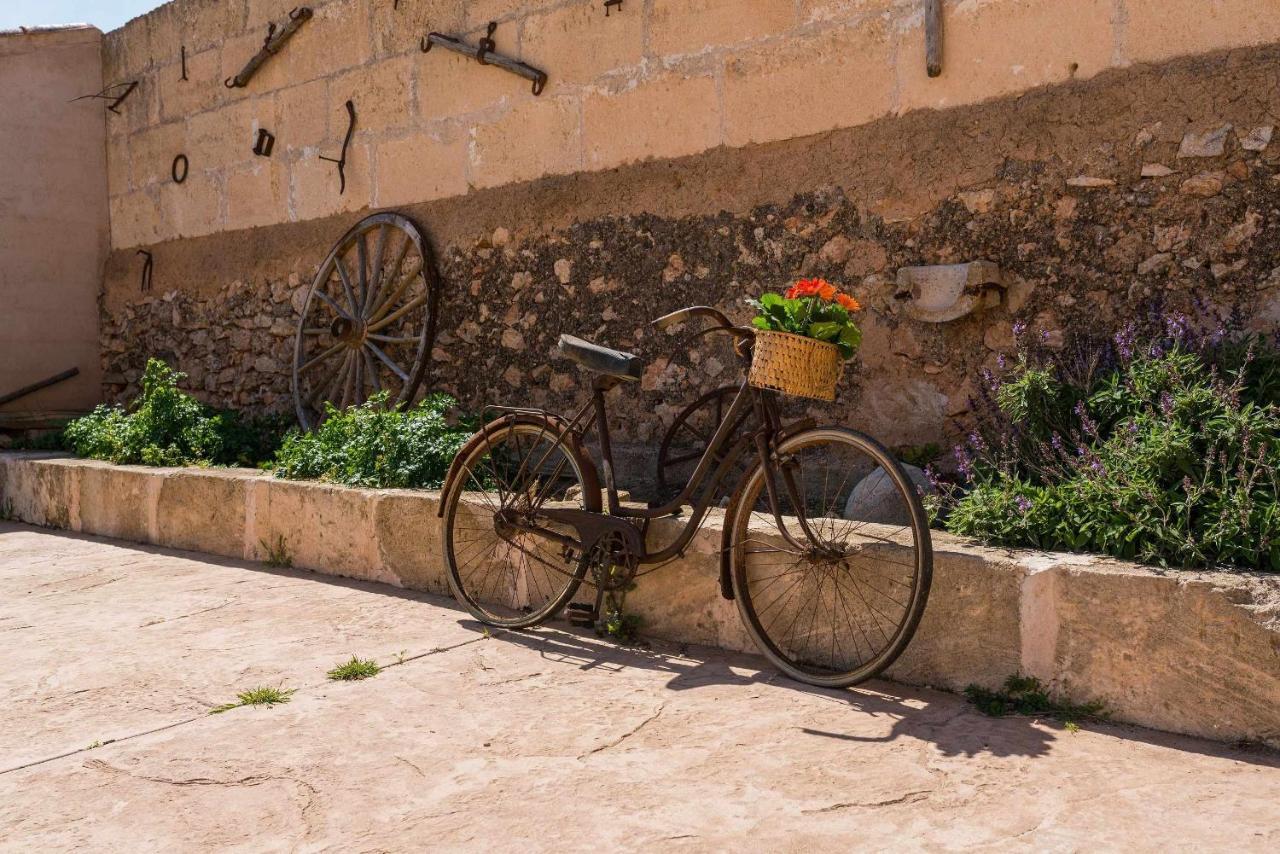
[965,674,1104,726]
[210,685,296,714]
[260,534,292,568]
[326,656,381,681]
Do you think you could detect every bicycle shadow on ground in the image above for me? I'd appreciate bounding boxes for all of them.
[478,618,1280,768]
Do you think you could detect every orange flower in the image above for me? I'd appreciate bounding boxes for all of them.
[786,278,833,300]
[836,293,862,312]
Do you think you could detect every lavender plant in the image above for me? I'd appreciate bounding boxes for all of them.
[930,312,1280,571]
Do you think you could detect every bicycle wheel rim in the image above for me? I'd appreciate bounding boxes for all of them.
[729,428,932,687]
[443,422,589,628]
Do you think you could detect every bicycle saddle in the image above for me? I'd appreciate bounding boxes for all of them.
[557,334,644,382]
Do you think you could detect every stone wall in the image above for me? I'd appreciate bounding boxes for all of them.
[94,0,1280,457]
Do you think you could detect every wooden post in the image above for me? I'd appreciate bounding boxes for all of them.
[925,0,943,78]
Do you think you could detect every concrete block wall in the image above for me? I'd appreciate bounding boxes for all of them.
[101,0,1280,250]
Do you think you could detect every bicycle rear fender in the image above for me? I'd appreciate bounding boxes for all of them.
[436,412,602,517]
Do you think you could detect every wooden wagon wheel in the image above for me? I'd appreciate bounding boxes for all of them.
[655,385,748,501]
[292,212,441,429]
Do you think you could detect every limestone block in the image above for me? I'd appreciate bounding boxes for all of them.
[896,0,1113,114]
[373,130,469,208]
[0,454,79,530]
[723,22,894,147]
[521,0,644,84]
[887,543,1023,691]
[156,47,223,122]
[649,0,796,56]
[155,469,255,558]
[374,490,449,594]
[253,478,393,586]
[226,160,289,231]
[1125,0,1280,64]
[328,57,416,135]
[471,97,582,189]
[583,74,719,169]
[271,79,330,149]
[78,462,160,544]
[127,121,186,191]
[1050,563,1280,747]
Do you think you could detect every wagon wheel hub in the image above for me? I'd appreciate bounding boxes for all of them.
[330,315,367,346]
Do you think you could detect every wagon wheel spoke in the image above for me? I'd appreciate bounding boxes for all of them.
[369,292,427,333]
[366,341,410,382]
[356,232,371,313]
[363,348,383,395]
[363,224,389,316]
[334,254,360,315]
[313,352,351,406]
[298,342,344,375]
[367,334,420,345]
[313,286,353,321]
[370,258,424,323]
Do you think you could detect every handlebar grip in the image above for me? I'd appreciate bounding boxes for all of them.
[652,308,697,332]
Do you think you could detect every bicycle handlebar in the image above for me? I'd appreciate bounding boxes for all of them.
[651,305,734,333]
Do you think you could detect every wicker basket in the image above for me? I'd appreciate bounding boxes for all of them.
[749,329,842,401]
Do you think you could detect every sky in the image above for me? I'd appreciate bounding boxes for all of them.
[1,0,166,33]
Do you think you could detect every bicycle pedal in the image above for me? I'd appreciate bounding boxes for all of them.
[565,602,596,628]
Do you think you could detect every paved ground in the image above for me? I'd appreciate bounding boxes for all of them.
[2,521,1278,851]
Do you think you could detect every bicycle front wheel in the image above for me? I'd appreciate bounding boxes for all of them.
[728,428,932,687]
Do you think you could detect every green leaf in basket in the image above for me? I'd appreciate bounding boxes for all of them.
[807,321,842,341]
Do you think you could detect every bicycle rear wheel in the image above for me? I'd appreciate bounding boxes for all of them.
[727,428,931,687]
[442,420,593,629]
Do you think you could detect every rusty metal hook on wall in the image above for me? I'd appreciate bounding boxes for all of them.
[319,100,356,194]
[136,250,153,293]
[224,7,313,89]
[69,80,138,114]
[421,21,548,96]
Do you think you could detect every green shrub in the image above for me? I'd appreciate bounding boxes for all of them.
[933,326,1280,572]
[272,392,472,489]
[63,359,288,467]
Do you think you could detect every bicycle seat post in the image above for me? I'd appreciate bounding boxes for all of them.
[591,374,624,515]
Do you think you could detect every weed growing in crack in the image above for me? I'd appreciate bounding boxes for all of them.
[210,686,296,714]
[0,499,14,522]
[260,534,292,568]
[965,674,1104,727]
[326,656,381,681]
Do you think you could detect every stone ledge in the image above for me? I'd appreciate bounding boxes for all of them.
[2,451,1277,748]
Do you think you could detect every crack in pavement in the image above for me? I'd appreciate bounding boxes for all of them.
[578,702,667,759]
[0,633,494,777]
[801,790,932,813]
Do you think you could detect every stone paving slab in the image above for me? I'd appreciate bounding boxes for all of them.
[2,522,1279,850]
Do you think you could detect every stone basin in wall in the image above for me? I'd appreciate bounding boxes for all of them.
[2,451,1277,749]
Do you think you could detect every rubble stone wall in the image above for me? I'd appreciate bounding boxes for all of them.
[97,0,1280,463]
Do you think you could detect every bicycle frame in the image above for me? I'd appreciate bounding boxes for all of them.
[477,371,818,568]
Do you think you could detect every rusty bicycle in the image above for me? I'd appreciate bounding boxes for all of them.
[437,306,932,687]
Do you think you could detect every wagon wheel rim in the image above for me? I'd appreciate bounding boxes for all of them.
[656,385,744,496]
[292,212,441,429]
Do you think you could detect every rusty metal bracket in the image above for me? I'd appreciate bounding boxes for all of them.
[224,7,313,89]
[319,100,356,194]
[0,368,80,408]
[171,154,189,184]
[604,0,623,15]
[180,45,188,81]
[253,128,276,157]
[69,80,138,114]
[421,21,547,96]
[137,250,154,293]
[925,0,943,77]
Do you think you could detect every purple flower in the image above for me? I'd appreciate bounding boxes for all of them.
[1159,392,1175,416]
[968,431,987,453]
[1051,433,1065,453]
[1015,495,1032,514]
[953,445,975,481]
[1074,401,1099,437]
[1012,320,1027,339]
[1114,324,1136,361]
[924,464,942,490]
